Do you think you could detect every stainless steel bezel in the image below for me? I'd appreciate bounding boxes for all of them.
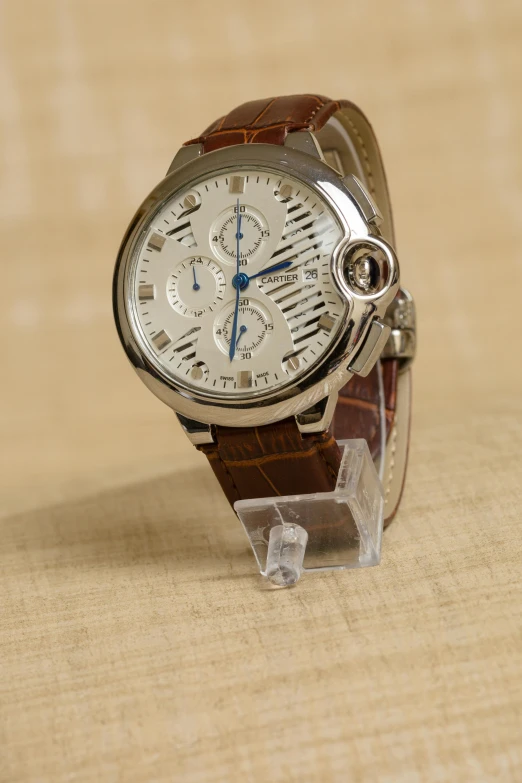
[113,143,399,427]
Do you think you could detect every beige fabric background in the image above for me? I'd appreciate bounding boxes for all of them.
[1,1,521,781]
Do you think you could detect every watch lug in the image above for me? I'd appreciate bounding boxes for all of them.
[175,413,214,445]
[342,173,383,227]
[349,319,391,377]
[284,130,324,161]
[167,143,203,175]
[296,392,338,435]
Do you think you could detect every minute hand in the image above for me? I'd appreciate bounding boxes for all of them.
[247,260,293,281]
[228,200,242,362]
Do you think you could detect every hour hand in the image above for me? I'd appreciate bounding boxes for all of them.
[236,324,247,349]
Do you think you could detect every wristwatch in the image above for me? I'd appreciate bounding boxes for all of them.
[113,95,415,525]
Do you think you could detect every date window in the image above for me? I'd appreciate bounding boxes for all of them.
[301,267,318,282]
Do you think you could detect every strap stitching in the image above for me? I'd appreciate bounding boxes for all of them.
[384,418,398,504]
[301,96,327,125]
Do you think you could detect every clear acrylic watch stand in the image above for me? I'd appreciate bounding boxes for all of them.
[235,363,387,588]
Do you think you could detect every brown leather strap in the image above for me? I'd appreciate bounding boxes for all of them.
[198,361,399,515]
[186,95,343,152]
[199,418,341,503]
[189,95,406,524]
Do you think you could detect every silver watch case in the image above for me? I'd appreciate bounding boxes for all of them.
[113,142,399,428]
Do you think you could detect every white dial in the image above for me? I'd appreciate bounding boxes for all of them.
[167,256,225,317]
[129,169,346,398]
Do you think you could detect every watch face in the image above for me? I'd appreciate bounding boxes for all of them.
[125,167,347,400]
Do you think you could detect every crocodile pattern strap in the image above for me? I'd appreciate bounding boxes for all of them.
[186,95,344,152]
[189,95,408,525]
[198,360,400,521]
[199,419,341,503]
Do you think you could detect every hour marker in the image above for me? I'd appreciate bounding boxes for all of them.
[318,313,335,333]
[138,284,155,300]
[191,365,203,380]
[287,356,300,371]
[229,176,246,194]
[278,183,293,201]
[148,232,166,252]
[238,370,253,388]
[183,193,198,209]
[152,330,171,351]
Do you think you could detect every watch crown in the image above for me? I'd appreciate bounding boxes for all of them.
[343,241,392,297]
[350,254,381,293]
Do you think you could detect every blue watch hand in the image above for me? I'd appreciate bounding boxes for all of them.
[192,265,200,291]
[235,324,247,349]
[229,199,242,361]
[247,260,293,281]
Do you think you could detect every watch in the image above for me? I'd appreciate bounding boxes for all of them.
[113,95,415,525]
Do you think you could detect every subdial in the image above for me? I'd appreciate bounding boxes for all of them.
[215,299,273,359]
[211,205,269,264]
[167,256,226,317]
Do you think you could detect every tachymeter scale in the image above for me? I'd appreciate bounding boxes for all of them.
[167,256,225,317]
[130,167,346,398]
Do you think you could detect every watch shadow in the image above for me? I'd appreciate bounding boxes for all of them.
[2,466,256,580]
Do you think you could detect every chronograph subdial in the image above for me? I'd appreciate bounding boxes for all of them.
[215,299,273,360]
[211,206,269,265]
[167,256,226,318]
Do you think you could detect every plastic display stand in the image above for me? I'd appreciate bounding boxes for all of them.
[235,438,384,587]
